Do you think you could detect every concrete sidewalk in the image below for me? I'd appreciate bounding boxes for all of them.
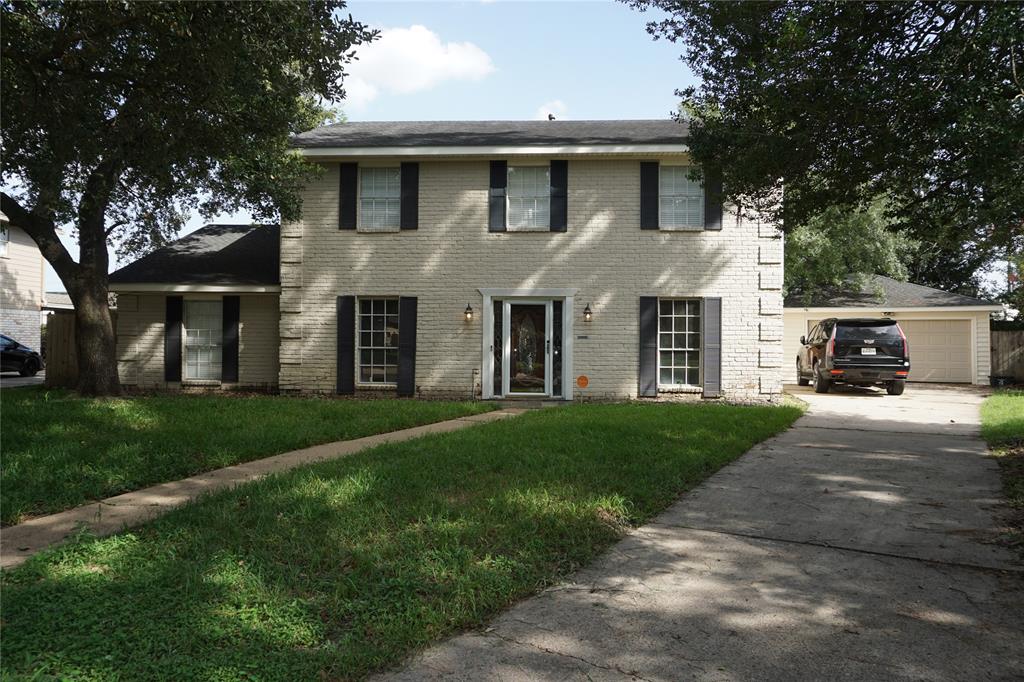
[381,385,1024,681]
[0,408,525,570]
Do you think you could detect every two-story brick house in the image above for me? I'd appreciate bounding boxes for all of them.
[108,120,784,400]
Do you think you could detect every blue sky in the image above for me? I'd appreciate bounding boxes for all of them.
[47,1,695,292]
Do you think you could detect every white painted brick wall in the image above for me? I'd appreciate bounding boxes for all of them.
[281,158,784,400]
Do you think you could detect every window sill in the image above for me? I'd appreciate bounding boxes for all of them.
[182,380,222,386]
[356,226,401,234]
[505,226,552,233]
[658,225,706,232]
[356,382,397,389]
[658,386,703,394]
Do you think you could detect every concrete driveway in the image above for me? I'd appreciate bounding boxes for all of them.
[0,371,44,389]
[382,384,1024,681]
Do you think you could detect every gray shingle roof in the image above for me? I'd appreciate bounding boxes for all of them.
[785,275,997,308]
[291,120,689,148]
[109,223,279,286]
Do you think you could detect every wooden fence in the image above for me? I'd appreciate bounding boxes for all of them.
[991,329,1024,382]
[44,310,78,388]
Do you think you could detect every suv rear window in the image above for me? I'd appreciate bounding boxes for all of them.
[836,322,901,341]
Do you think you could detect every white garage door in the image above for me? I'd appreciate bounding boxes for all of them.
[897,319,972,383]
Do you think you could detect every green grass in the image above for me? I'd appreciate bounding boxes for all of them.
[1,401,801,681]
[981,388,1024,551]
[0,388,493,525]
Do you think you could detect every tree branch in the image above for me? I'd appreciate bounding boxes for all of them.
[1,192,81,293]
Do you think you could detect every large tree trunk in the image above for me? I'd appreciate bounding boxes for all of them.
[72,280,120,396]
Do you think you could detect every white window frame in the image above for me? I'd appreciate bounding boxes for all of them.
[657,298,702,390]
[0,223,9,258]
[357,297,400,386]
[358,167,401,231]
[659,166,704,230]
[506,165,550,231]
[183,299,223,382]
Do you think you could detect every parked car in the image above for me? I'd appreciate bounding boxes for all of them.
[0,334,44,377]
[796,318,910,395]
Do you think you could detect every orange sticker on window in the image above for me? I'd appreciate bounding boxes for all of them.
[576,375,589,388]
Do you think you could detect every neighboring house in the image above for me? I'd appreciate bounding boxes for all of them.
[784,275,1002,385]
[0,211,45,352]
[42,291,74,312]
[108,223,280,389]
[108,120,785,401]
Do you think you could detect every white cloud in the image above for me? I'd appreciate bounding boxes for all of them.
[343,25,495,110]
[534,99,569,121]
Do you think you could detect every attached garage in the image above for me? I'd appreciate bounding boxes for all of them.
[785,275,1001,386]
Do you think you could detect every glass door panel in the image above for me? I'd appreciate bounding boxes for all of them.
[509,303,546,394]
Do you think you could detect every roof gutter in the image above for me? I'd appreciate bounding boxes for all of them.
[785,305,1002,313]
[109,283,281,294]
[297,143,689,158]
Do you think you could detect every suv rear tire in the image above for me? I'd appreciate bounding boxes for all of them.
[812,363,831,393]
[886,380,905,396]
[797,360,810,386]
[19,360,39,377]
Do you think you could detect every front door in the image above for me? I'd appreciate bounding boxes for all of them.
[508,303,548,394]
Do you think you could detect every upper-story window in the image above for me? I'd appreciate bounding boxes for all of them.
[507,166,550,230]
[0,223,9,257]
[659,166,704,229]
[360,167,401,230]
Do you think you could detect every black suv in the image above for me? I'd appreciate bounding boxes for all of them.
[0,334,44,377]
[796,318,910,395]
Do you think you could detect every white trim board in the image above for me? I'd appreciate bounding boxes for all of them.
[300,144,688,158]
[109,284,282,293]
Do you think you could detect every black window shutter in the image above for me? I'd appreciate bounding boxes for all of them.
[164,296,183,382]
[640,161,659,230]
[222,295,240,383]
[702,297,722,397]
[488,160,507,232]
[400,162,419,230]
[638,296,658,397]
[704,166,723,231]
[549,160,568,232]
[397,296,418,396]
[339,162,358,230]
[336,295,355,394]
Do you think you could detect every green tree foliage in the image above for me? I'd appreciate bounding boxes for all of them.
[631,1,1024,291]
[1,1,375,394]
[785,198,915,302]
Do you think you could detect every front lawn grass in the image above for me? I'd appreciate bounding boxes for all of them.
[0,388,493,525]
[981,388,1024,552]
[1,401,801,681]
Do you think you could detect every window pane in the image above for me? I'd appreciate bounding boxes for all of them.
[507,167,550,229]
[657,298,702,387]
[660,367,673,385]
[659,167,704,228]
[358,298,400,384]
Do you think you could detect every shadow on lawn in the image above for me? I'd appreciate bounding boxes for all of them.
[1,403,802,680]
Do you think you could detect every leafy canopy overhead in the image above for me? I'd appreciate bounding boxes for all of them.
[1,0,375,257]
[631,1,1024,289]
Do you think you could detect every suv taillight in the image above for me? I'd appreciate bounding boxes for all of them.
[827,330,835,358]
[897,324,909,359]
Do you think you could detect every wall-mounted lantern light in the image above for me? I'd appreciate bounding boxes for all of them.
[583,303,593,322]
[464,303,474,322]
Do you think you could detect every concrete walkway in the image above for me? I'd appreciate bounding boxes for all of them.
[381,385,1024,681]
[0,408,525,570]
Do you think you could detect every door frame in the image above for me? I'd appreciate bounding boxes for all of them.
[479,288,576,400]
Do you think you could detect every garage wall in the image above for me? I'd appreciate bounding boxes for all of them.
[116,292,280,389]
[783,308,994,385]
